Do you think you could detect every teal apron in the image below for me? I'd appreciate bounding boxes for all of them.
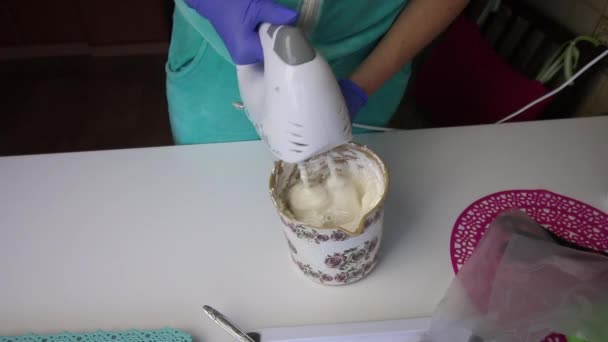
[166,0,411,144]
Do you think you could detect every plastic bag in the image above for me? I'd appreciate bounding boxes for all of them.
[423,210,608,342]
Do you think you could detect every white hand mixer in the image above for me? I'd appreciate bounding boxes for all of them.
[237,23,352,163]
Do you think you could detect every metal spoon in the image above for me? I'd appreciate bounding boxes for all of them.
[203,305,256,342]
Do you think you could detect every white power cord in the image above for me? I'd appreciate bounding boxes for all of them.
[496,48,608,124]
[352,123,395,132]
[354,48,608,131]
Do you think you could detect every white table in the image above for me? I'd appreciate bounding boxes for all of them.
[1,117,607,341]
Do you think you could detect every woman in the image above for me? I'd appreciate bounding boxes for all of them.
[166,0,469,144]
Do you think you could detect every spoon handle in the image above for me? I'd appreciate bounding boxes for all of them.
[203,305,256,342]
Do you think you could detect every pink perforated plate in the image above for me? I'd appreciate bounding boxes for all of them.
[451,189,608,273]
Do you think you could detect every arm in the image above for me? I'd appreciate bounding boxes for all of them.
[350,0,470,95]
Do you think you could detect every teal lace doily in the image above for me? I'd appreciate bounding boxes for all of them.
[1,328,191,342]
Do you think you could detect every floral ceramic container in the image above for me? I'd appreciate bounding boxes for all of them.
[269,143,389,285]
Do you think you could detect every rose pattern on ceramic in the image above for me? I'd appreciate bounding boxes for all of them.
[291,237,380,285]
[292,248,379,285]
[270,143,388,286]
[279,209,383,244]
[324,237,378,269]
[279,205,384,285]
[363,209,383,230]
[294,259,378,285]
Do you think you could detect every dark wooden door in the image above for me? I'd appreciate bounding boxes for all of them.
[5,0,86,45]
[0,0,170,47]
[82,0,170,46]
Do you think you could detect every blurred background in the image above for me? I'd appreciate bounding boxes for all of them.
[1,0,607,157]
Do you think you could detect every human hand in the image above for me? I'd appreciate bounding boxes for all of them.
[185,0,299,65]
[338,79,369,121]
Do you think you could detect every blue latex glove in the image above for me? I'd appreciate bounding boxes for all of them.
[339,79,368,121]
[185,0,299,65]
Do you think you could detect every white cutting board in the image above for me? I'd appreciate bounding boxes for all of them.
[257,318,431,342]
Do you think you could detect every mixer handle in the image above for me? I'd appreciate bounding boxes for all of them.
[236,23,317,125]
[260,23,316,66]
